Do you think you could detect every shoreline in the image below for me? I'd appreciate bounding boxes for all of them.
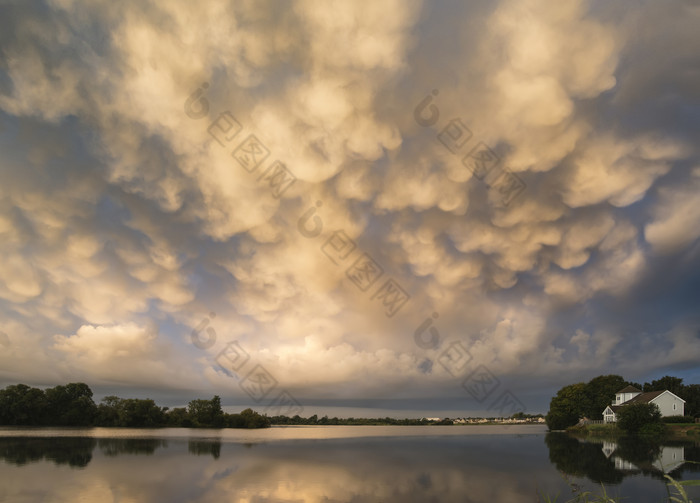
[0,424,550,442]
[0,421,547,432]
[564,422,700,441]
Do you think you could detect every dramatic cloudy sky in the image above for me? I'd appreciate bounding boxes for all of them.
[0,0,699,417]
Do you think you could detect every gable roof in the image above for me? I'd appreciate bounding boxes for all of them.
[625,390,664,404]
[616,385,642,394]
[607,394,661,411]
[619,390,688,405]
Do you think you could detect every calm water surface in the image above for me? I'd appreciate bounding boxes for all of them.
[1,425,698,502]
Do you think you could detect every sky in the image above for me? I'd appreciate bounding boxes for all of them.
[0,0,699,418]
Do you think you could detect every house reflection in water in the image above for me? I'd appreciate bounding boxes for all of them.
[602,441,685,473]
[602,441,617,458]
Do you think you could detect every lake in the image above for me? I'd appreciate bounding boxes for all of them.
[1,425,698,502]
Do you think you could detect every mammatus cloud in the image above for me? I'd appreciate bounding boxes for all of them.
[0,0,698,409]
[645,166,700,255]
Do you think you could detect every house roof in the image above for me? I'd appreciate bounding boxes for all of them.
[607,391,664,413]
[606,396,660,411]
[616,385,642,394]
[623,390,665,404]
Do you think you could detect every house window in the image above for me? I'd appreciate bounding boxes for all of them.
[673,404,677,410]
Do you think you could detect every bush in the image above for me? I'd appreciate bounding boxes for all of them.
[662,415,695,423]
[546,412,575,430]
[617,402,662,434]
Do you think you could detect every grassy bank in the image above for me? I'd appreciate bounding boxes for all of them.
[668,423,700,439]
[566,423,621,438]
[566,422,700,440]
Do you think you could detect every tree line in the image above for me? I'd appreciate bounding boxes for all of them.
[546,374,700,431]
[0,382,270,428]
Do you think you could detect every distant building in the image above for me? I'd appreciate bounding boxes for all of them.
[602,385,685,423]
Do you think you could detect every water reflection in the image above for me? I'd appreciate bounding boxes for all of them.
[98,438,169,456]
[0,436,223,466]
[0,437,97,468]
[0,429,699,502]
[0,431,565,502]
[603,440,684,473]
[188,439,221,459]
[546,432,700,484]
[545,433,624,484]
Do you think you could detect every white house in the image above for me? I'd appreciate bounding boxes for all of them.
[602,385,685,423]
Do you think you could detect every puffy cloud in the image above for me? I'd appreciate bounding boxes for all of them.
[52,322,198,388]
[54,323,157,362]
[0,0,698,408]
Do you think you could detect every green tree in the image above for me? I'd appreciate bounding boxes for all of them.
[45,383,97,426]
[96,396,167,427]
[165,407,192,427]
[240,408,271,428]
[187,395,224,427]
[96,396,121,426]
[117,399,166,427]
[617,402,662,434]
[643,376,684,396]
[683,384,700,417]
[224,413,246,428]
[546,382,587,430]
[0,384,48,425]
[582,374,627,419]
